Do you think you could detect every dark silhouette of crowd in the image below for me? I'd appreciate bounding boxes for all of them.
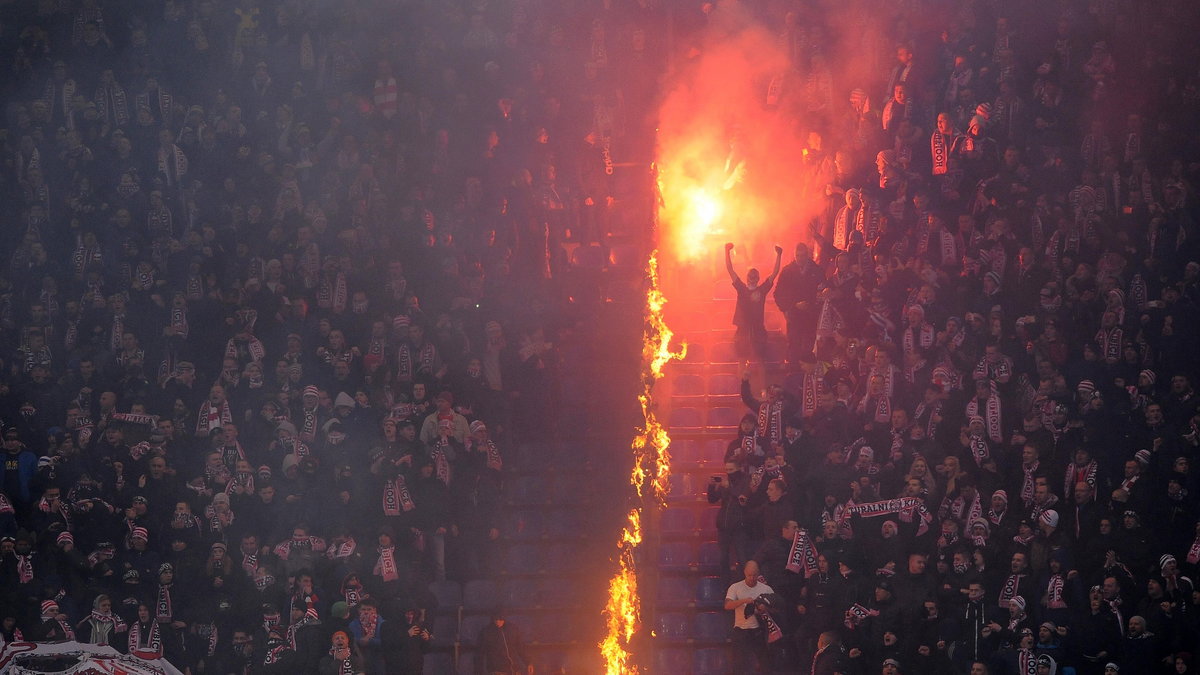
[703,1,1200,675]
[0,0,666,673]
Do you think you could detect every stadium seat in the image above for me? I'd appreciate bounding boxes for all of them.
[673,373,705,396]
[455,651,474,675]
[659,542,698,570]
[670,439,703,464]
[657,612,691,639]
[707,406,741,428]
[572,245,608,269]
[696,576,726,607]
[661,507,697,534]
[502,544,542,573]
[430,615,458,649]
[709,342,739,363]
[427,580,462,610]
[463,579,501,613]
[657,575,695,607]
[694,612,728,641]
[681,342,707,363]
[423,652,452,675]
[708,372,742,396]
[668,407,703,429]
[458,615,492,648]
[542,509,579,537]
[656,647,693,673]
[697,541,722,571]
[695,647,731,674]
[505,509,545,539]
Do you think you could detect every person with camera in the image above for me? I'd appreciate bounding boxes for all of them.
[709,460,756,582]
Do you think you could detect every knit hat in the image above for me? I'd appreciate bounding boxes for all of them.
[276,420,298,436]
[1160,554,1177,570]
[1010,596,1026,612]
[1040,510,1059,528]
[469,420,487,433]
[302,385,319,399]
[1135,450,1152,465]
[1140,369,1156,385]
[883,658,902,670]
[993,489,1008,504]
[56,531,74,546]
[333,392,355,409]
[131,527,149,542]
[41,600,58,615]
[330,601,350,619]
[1104,664,1119,672]
[1077,380,1095,395]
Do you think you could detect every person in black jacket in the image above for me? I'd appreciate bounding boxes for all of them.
[708,460,754,583]
[381,597,431,675]
[474,609,532,675]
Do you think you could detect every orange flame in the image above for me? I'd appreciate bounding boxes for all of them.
[599,251,685,674]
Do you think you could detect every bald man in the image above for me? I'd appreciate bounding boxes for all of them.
[726,560,774,672]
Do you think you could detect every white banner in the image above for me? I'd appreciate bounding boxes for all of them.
[0,642,183,675]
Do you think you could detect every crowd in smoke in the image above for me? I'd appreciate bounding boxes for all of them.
[698,0,1200,674]
[0,0,669,673]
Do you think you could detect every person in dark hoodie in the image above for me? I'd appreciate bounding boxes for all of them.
[381,596,432,674]
[474,608,532,675]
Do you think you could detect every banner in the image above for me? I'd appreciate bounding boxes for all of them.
[0,642,183,675]
[841,497,932,535]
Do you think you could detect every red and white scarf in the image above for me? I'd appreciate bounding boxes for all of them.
[195,400,233,437]
[326,538,357,560]
[317,273,347,313]
[1046,574,1066,608]
[155,584,173,622]
[1018,649,1037,675]
[1021,462,1039,506]
[1095,326,1123,363]
[966,394,1003,443]
[128,620,162,657]
[1064,461,1098,501]
[998,573,1024,607]
[374,547,399,583]
[300,405,319,443]
[483,439,503,471]
[16,554,33,584]
[241,553,258,577]
[757,400,784,443]
[841,497,932,535]
[83,610,127,645]
[785,528,820,577]
[273,536,325,561]
[932,131,952,175]
[968,433,991,467]
[383,476,415,515]
[800,367,826,418]
[1186,535,1200,565]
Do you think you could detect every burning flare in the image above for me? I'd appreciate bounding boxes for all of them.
[599,252,685,674]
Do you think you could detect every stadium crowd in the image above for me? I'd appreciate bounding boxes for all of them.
[707,0,1200,674]
[0,0,663,673]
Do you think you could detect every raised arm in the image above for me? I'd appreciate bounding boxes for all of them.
[725,242,741,284]
[765,245,783,285]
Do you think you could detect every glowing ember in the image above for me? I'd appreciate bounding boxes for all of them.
[599,251,685,674]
